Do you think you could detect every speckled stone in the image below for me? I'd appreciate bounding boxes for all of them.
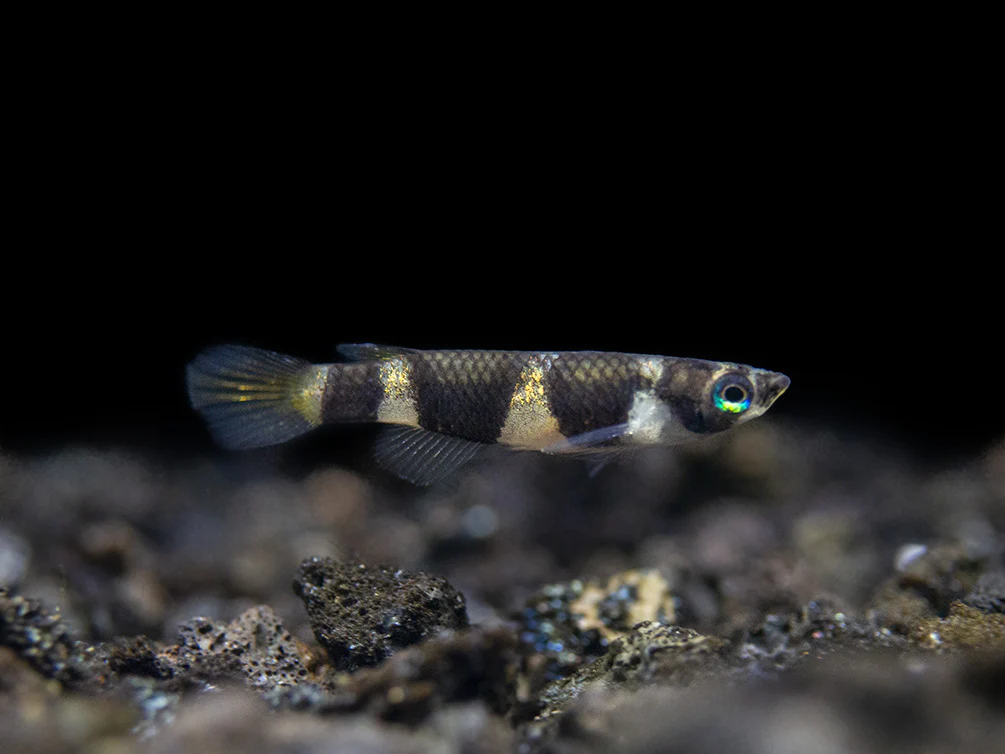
[293,558,468,671]
[514,569,677,690]
[100,605,315,692]
[531,620,726,726]
[0,588,81,683]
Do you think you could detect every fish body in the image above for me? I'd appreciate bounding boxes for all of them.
[186,344,790,484]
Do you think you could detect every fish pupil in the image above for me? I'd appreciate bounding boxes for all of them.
[723,385,746,403]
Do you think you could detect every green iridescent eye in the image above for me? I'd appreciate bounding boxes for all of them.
[713,376,752,414]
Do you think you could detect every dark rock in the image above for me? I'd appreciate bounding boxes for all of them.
[535,621,726,723]
[265,626,518,723]
[0,587,83,683]
[165,605,313,691]
[293,558,468,671]
[96,605,314,694]
[320,626,518,722]
[76,606,317,738]
[964,569,1005,614]
[735,597,899,670]
[603,621,726,687]
[104,634,175,679]
[870,543,989,634]
[530,652,1005,754]
[912,602,1005,650]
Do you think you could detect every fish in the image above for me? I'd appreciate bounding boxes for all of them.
[186,344,790,485]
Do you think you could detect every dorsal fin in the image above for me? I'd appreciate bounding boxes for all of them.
[336,343,421,362]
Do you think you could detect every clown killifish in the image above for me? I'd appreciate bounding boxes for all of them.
[186,344,790,485]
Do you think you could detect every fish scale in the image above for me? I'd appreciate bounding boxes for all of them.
[412,351,524,441]
[546,354,642,436]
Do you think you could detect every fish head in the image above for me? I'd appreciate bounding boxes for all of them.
[659,360,790,439]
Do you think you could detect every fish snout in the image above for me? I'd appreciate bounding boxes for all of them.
[761,372,791,408]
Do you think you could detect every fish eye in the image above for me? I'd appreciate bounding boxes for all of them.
[713,375,753,414]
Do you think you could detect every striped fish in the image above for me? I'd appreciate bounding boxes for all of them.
[186,344,790,484]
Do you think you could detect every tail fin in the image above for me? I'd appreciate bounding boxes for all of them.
[186,345,326,450]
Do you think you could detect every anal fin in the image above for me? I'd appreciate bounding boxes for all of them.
[374,427,485,486]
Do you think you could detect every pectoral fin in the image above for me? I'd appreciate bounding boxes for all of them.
[542,423,632,454]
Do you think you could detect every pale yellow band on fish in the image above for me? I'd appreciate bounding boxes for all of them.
[292,366,329,426]
[498,355,565,449]
[377,357,420,426]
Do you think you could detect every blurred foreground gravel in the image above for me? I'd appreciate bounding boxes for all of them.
[1,420,1003,753]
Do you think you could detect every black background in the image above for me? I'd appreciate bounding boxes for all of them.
[3,54,999,463]
[3,230,997,463]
